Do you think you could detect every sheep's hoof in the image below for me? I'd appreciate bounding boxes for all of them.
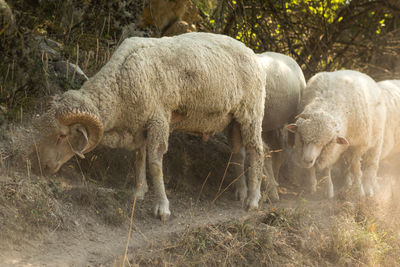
[351,183,365,198]
[235,187,247,202]
[344,175,353,189]
[133,185,148,200]
[245,195,260,211]
[268,187,280,203]
[326,189,334,199]
[365,187,374,198]
[154,201,171,221]
[373,182,380,193]
[325,183,334,199]
[308,180,317,194]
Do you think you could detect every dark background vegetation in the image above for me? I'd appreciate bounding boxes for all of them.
[1,0,400,123]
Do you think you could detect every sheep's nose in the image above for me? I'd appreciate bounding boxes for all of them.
[304,159,313,165]
[42,162,58,175]
[302,157,315,168]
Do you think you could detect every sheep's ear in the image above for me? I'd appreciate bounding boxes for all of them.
[287,132,296,148]
[295,113,307,120]
[336,136,349,145]
[286,124,298,133]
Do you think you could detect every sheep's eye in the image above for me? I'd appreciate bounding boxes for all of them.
[56,134,67,145]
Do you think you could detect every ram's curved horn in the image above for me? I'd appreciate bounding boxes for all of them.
[56,108,103,153]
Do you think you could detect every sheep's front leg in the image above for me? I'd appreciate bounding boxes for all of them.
[133,145,148,200]
[306,166,317,194]
[349,153,365,197]
[320,168,334,198]
[147,116,170,221]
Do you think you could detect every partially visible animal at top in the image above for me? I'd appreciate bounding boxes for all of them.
[35,32,266,221]
[141,0,197,36]
[229,52,306,203]
[286,70,386,198]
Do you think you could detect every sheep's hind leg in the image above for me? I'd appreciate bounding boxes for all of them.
[232,148,247,202]
[245,145,263,210]
[238,122,264,211]
[133,145,148,200]
[227,121,247,202]
[361,148,381,197]
[262,144,279,202]
[147,116,171,221]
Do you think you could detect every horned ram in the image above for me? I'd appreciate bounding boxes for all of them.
[35,32,267,221]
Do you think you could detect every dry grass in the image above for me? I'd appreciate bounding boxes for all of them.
[130,197,400,266]
[0,171,68,244]
[131,207,312,266]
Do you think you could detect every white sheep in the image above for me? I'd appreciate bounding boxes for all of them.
[378,80,400,164]
[229,52,306,202]
[286,70,386,198]
[35,32,266,221]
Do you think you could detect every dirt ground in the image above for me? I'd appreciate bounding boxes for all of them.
[0,178,326,266]
[1,127,400,266]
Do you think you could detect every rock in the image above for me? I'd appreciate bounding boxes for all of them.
[121,23,152,40]
[52,60,89,84]
[34,36,63,61]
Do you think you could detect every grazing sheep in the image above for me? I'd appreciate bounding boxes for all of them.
[378,80,400,161]
[229,52,306,202]
[35,32,266,221]
[286,70,386,198]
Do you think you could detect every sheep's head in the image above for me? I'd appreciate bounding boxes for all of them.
[286,112,348,169]
[35,105,103,175]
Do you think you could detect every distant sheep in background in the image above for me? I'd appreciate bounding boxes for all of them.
[286,70,386,198]
[35,32,267,221]
[229,52,306,202]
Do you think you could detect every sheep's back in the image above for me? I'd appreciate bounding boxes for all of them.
[257,52,305,131]
[118,33,265,129]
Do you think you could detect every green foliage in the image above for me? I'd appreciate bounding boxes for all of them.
[199,0,399,79]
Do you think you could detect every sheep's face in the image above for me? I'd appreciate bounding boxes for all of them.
[34,95,104,175]
[38,123,89,175]
[286,113,348,169]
